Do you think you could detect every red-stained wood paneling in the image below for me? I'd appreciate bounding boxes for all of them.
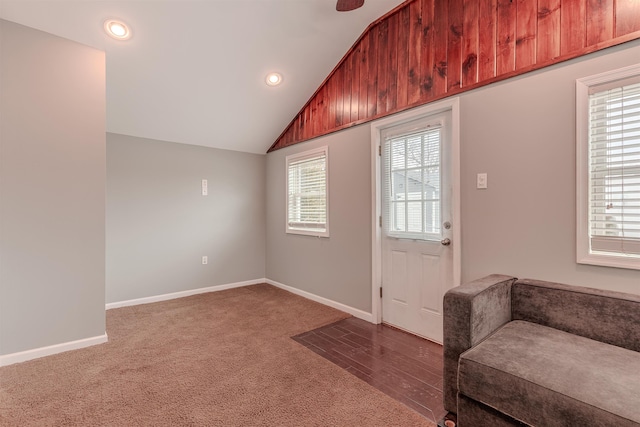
[586,0,614,46]
[561,0,586,54]
[387,13,399,113]
[358,35,369,121]
[377,20,389,115]
[323,86,330,133]
[396,7,410,109]
[616,0,640,37]
[318,86,328,134]
[327,74,336,131]
[334,62,344,127]
[309,96,317,138]
[537,0,561,62]
[296,115,303,145]
[268,0,640,152]
[407,0,423,104]
[298,113,305,145]
[432,0,448,98]
[351,47,360,122]
[462,0,480,87]
[478,0,497,81]
[367,27,378,118]
[447,0,464,91]
[420,0,435,98]
[516,0,538,68]
[305,104,313,141]
[343,51,353,125]
[496,0,516,75]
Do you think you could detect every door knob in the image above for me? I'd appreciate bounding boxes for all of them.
[441,238,451,246]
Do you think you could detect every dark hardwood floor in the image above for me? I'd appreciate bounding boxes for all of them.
[292,317,449,425]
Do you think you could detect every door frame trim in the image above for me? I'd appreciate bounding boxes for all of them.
[370,98,461,325]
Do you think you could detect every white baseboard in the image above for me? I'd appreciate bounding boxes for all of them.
[106,278,373,323]
[265,279,374,322]
[105,278,267,310]
[0,278,371,367]
[0,333,108,367]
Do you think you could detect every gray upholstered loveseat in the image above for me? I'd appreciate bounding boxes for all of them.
[443,274,640,427]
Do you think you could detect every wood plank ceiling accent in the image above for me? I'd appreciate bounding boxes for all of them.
[268,0,640,152]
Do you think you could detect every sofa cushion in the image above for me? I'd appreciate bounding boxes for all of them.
[458,321,640,427]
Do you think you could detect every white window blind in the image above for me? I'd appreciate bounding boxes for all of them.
[383,124,442,241]
[588,78,640,257]
[286,147,329,237]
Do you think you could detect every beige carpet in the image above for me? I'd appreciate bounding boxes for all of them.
[0,284,435,426]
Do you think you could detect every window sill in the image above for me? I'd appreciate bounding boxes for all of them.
[286,228,330,238]
[577,253,640,271]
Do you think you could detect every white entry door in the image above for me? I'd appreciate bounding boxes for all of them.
[380,110,453,343]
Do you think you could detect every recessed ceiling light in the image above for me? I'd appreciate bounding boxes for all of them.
[265,72,283,87]
[104,19,131,40]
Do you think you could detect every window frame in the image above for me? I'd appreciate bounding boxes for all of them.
[576,63,640,270]
[285,146,330,238]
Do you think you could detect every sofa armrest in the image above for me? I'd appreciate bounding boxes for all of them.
[442,274,517,413]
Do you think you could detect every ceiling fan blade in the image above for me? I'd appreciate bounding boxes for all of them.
[336,0,365,12]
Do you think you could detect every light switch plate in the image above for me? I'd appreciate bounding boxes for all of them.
[477,173,488,189]
[202,179,208,196]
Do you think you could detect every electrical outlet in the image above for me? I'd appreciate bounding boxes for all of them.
[202,256,208,265]
[202,179,208,196]
[476,173,488,189]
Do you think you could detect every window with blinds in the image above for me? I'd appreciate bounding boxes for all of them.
[383,124,442,241]
[589,79,640,256]
[286,146,329,237]
[577,64,640,269]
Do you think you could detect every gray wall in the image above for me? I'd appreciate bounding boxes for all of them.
[265,39,640,313]
[106,133,266,303]
[459,39,640,295]
[0,20,106,355]
[266,125,373,312]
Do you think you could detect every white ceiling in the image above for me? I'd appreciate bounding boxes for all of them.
[1,0,404,154]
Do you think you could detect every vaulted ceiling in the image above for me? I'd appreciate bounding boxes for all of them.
[0,0,404,154]
[270,0,640,152]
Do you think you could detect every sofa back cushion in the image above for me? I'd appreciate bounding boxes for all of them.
[512,279,640,352]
